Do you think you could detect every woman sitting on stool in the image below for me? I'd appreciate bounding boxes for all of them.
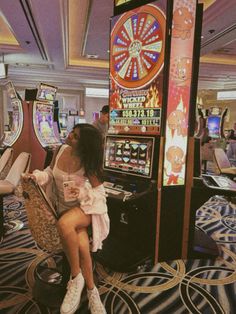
[24,123,109,314]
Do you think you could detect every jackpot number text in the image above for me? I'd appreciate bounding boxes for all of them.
[122,109,155,118]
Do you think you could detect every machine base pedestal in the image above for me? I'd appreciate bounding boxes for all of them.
[192,228,220,259]
[94,235,154,273]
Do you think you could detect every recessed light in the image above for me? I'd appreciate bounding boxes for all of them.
[208,29,215,34]
[86,54,99,59]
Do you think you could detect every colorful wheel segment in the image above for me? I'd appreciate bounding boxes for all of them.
[110,4,166,89]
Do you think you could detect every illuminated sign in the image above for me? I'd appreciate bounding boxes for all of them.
[109,2,166,135]
[163,0,197,186]
[115,0,132,6]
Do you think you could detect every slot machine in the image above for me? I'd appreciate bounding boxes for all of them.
[2,81,28,157]
[2,82,61,170]
[195,108,206,138]
[99,135,158,271]
[3,100,24,148]
[95,0,205,271]
[30,83,61,170]
[207,106,227,139]
[58,112,69,141]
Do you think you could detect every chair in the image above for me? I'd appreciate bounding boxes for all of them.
[0,147,13,180]
[226,142,236,160]
[22,178,62,252]
[0,152,31,242]
[21,179,102,308]
[213,148,236,178]
[21,179,67,307]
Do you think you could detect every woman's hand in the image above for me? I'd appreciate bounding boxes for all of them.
[22,173,36,182]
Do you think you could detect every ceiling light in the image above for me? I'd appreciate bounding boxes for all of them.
[85,87,109,98]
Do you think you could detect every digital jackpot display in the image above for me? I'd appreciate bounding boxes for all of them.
[109,1,166,134]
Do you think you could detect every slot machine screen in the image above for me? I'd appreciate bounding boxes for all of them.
[36,83,57,102]
[207,115,221,138]
[33,102,61,147]
[5,81,18,100]
[103,135,155,178]
[3,100,23,146]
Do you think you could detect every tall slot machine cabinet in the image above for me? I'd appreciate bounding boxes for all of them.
[2,81,26,155]
[29,83,61,170]
[206,106,228,139]
[3,83,61,171]
[95,0,204,271]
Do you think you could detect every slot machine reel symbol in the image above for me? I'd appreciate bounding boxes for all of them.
[130,143,139,164]
[123,156,130,163]
[139,144,147,164]
[116,149,122,156]
[123,141,131,156]
[116,143,123,156]
[115,156,122,162]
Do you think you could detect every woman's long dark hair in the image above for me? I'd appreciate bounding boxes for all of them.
[74,123,104,179]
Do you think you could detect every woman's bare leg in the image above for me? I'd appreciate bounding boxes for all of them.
[57,207,91,277]
[77,228,95,289]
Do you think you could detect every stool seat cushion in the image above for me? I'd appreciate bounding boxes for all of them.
[0,180,15,195]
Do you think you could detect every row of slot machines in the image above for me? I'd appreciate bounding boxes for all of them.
[2,81,85,170]
[2,83,61,170]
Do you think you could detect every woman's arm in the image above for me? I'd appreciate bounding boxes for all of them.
[49,145,62,169]
[87,174,102,188]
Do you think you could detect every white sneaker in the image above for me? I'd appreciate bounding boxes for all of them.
[60,272,85,314]
[87,286,106,314]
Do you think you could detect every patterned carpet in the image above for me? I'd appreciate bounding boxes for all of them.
[0,194,236,313]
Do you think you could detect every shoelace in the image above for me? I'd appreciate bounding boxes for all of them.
[63,280,79,302]
[89,292,105,312]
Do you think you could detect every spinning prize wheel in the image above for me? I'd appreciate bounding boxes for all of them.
[110,4,166,89]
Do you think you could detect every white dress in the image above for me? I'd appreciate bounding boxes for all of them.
[33,145,110,252]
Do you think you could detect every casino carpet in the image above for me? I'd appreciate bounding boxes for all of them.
[0,194,236,314]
